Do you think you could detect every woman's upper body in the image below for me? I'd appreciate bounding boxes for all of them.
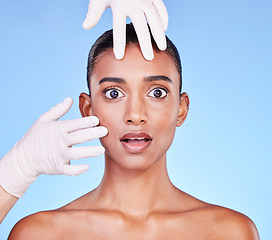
[8,188,258,240]
[8,25,259,240]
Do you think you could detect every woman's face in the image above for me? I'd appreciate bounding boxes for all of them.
[80,45,189,170]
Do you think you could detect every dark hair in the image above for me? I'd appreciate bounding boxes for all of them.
[87,23,182,94]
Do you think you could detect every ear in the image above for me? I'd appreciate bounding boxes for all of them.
[79,92,93,117]
[177,92,190,127]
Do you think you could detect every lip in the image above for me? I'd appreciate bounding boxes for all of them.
[120,132,152,153]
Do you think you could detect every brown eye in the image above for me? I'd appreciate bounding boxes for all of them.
[105,88,124,99]
[148,88,168,98]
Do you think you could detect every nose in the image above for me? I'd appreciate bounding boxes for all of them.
[124,94,148,125]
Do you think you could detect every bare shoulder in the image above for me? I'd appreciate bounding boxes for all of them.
[8,211,61,240]
[197,203,260,240]
[172,191,259,239]
[8,192,98,240]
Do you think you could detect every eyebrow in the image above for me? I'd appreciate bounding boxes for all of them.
[144,75,173,83]
[98,77,125,85]
[98,75,173,85]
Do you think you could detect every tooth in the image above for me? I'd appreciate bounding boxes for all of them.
[128,137,145,140]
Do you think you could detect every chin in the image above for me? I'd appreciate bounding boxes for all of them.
[104,150,166,172]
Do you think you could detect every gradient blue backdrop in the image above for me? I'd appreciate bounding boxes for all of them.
[0,0,271,239]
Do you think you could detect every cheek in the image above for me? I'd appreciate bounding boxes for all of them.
[93,110,119,143]
[156,112,177,138]
[91,103,123,148]
[91,98,121,126]
[150,101,179,144]
[150,100,179,127]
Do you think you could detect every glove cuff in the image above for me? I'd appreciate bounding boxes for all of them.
[0,144,36,198]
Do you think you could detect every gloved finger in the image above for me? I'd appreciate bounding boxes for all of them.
[82,0,108,29]
[62,116,100,133]
[62,164,90,176]
[112,8,127,60]
[144,2,166,50]
[66,126,108,146]
[68,145,105,160]
[39,97,73,122]
[130,11,154,60]
[152,0,169,31]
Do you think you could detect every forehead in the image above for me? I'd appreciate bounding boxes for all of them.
[90,45,180,87]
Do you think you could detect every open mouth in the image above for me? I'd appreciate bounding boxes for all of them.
[121,137,150,144]
[120,132,152,153]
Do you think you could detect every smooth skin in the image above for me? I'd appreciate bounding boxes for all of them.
[8,46,259,240]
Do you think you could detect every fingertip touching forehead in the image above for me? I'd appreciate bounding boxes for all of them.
[86,23,182,95]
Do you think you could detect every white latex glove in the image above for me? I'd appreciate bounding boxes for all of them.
[82,0,168,61]
[0,97,108,198]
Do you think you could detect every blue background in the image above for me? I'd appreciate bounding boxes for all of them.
[0,0,271,239]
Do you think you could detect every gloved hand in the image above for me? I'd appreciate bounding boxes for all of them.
[82,0,168,61]
[0,97,108,198]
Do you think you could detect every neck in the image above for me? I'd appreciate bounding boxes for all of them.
[92,154,178,218]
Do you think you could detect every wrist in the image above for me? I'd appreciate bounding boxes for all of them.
[0,144,36,198]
